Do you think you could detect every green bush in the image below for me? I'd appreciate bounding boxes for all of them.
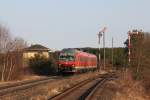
[29,54,57,75]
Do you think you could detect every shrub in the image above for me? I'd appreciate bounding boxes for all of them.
[29,54,57,75]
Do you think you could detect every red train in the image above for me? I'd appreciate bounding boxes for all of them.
[58,49,97,73]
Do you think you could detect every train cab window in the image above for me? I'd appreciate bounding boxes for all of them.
[68,56,74,61]
[59,55,66,60]
[59,55,74,61]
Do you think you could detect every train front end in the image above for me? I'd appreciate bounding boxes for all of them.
[58,49,76,73]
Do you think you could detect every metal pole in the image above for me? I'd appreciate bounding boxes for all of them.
[103,32,105,69]
[99,40,101,71]
[112,37,113,68]
[98,32,102,71]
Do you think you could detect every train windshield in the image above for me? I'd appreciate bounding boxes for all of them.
[59,55,74,61]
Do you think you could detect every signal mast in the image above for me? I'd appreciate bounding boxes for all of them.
[128,30,140,64]
[98,27,107,69]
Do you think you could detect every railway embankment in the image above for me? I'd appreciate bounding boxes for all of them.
[82,70,150,100]
[112,70,150,100]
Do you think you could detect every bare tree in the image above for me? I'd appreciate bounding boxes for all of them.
[0,24,11,53]
[13,37,28,50]
[0,24,12,81]
[6,37,27,81]
[0,24,27,81]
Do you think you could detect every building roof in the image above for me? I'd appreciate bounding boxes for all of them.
[24,44,50,51]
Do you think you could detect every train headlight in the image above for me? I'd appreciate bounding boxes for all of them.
[72,64,75,67]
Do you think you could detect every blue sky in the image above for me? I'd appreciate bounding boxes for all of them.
[0,0,150,50]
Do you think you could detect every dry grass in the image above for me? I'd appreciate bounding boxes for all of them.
[113,70,150,100]
[0,75,44,86]
[19,74,44,80]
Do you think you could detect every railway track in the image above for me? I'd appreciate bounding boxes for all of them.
[49,73,116,100]
[0,76,63,96]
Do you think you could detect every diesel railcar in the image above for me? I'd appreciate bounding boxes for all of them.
[58,49,97,73]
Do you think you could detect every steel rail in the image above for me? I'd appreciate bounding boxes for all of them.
[49,74,110,100]
[0,76,59,90]
[49,77,96,100]
[0,76,62,96]
[78,78,107,100]
[49,73,116,100]
[85,73,117,100]
[85,78,107,100]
